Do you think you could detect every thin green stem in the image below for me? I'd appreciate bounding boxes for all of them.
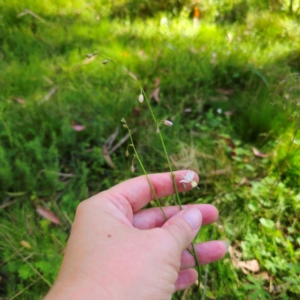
[191,243,201,299]
[123,120,167,220]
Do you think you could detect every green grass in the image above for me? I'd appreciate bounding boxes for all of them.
[1,1,300,299]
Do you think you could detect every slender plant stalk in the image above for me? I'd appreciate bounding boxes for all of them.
[95,53,202,299]
[122,119,167,219]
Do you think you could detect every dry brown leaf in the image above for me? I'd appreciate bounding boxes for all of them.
[224,111,234,116]
[229,245,243,268]
[252,147,268,158]
[43,86,58,102]
[102,144,116,169]
[254,271,270,280]
[237,259,260,274]
[238,177,250,186]
[154,77,161,87]
[151,87,160,102]
[150,77,161,102]
[109,128,136,155]
[36,205,61,225]
[105,127,119,149]
[220,136,236,157]
[217,88,234,95]
[15,98,25,104]
[212,168,230,175]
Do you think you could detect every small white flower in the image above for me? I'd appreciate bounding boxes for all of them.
[138,94,144,103]
[163,120,173,126]
[179,170,199,189]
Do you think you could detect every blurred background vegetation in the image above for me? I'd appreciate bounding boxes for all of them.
[1,0,300,299]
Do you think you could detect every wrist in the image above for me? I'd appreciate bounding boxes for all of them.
[44,274,112,300]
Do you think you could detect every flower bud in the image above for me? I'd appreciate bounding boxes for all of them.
[130,165,135,173]
[86,53,93,58]
[125,150,129,157]
[163,120,173,126]
[102,60,109,65]
[138,94,144,103]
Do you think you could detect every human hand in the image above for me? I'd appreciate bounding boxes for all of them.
[45,171,228,300]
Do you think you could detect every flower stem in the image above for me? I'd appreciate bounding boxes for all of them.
[122,120,167,220]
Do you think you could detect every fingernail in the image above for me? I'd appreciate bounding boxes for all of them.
[182,208,202,230]
[222,240,230,252]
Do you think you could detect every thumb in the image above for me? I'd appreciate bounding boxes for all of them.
[162,208,202,252]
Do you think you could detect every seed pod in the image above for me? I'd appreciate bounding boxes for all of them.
[138,94,144,103]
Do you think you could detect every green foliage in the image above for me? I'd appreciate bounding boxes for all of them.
[243,275,270,300]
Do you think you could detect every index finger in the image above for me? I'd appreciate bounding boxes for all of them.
[106,170,199,213]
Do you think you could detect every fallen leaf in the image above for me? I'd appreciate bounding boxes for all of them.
[36,205,61,225]
[229,244,243,268]
[15,98,25,104]
[109,128,137,155]
[72,124,85,131]
[237,259,260,274]
[150,77,161,102]
[20,240,32,249]
[102,144,116,169]
[212,168,230,175]
[216,88,234,95]
[254,271,270,280]
[224,111,234,116]
[105,127,119,149]
[154,77,161,87]
[238,177,250,186]
[252,147,268,158]
[132,106,141,117]
[151,87,160,102]
[220,136,236,157]
[43,86,58,102]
